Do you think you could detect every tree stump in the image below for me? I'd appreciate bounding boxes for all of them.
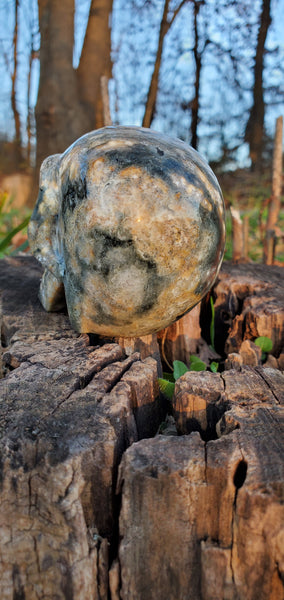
[0,256,165,600]
[158,261,284,369]
[157,303,202,369]
[118,367,284,600]
[213,262,284,357]
[0,256,283,600]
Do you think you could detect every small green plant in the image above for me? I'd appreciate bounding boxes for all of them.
[158,377,175,400]
[224,211,233,260]
[158,295,219,400]
[189,355,206,371]
[210,361,219,373]
[0,193,30,257]
[254,336,273,362]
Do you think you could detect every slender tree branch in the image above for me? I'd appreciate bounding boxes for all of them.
[168,0,190,29]
[11,0,22,165]
[142,0,170,127]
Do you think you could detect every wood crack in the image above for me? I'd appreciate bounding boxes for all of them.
[1,257,283,600]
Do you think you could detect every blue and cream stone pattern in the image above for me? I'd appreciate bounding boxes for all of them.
[28,126,225,337]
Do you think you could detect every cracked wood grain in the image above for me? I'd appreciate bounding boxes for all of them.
[213,262,284,357]
[116,365,284,600]
[1,256,283,600]
[0,256,164,600]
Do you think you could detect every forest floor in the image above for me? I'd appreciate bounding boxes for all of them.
[219,167,284,264]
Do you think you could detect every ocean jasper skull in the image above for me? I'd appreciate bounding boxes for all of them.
[28,126,225,337]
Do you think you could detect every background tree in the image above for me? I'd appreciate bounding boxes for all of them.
[77,0,113,130]
[0,0,283,176]
[142,0,189,128]
[36,0,113,171]
[245,0,272,171]
[11,0,22,167]
[190,0,203,148]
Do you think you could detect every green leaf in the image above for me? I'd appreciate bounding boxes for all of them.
[173,360,189,381]
[0,194,6,214]
[162,372,175,383]
[0,215,30,253]
[254,336,273,353]
[189,355,207,372]
[158,378,175,400]
[210,361,219,373]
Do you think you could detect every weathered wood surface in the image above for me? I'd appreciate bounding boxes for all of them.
[0,256,164,600]
[214,262,284,357]
[159,262,284,368]
[119,366,284,600]
[0,256,283,600]
[157,303,202,368]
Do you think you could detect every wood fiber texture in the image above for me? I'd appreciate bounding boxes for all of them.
[119,367,284,600]
[0,256,283,600]
[0,256,163,600]
[214,262,284,357]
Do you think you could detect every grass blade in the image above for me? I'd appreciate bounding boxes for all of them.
[0,215,30,253]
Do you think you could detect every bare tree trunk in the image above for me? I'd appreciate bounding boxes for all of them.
[243,214,249,262]
[27,47,39,167]
[264,115,283,265]
[11,0,22,168]
[35,0,113,183]
[35,0,85,171]
[142,0,170,128]
[142,0,188,128]
[27,49,33,166]
[190,1,202,149]
[230,207,243,263]
[77,0,113,131]
[245,0,271,171]
[101,75,112,126]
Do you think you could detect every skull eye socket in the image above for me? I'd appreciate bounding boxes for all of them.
[62,176,87,214]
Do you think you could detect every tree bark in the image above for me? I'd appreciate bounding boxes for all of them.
[35,0,84,168]
[245,0,271,171]
[190,0,202,149]
[157,303,202,369]
[11,0,22,168]
[0,255,164,599]
[230,206,244,263]
[157,261,284,370]
[213,261,284,357]
[118,366,284,599]
[101,75,112,126]
[0,256,283,598]
[35,0,113,176]
[77,0,113,131]
[142,0,188,128]
[142,0,170,128]
[264,115,283,265]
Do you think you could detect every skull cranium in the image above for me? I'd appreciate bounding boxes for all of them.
[28,126,225,337]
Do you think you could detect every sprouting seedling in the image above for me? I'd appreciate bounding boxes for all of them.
[158,356,207,400]
[158,360,188,400]
[158,294,218,400]
[254,336,273,362]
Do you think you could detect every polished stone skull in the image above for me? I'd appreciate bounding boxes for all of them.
[28,126,225,337]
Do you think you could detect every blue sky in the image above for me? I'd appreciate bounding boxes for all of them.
[0,0,283,167]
